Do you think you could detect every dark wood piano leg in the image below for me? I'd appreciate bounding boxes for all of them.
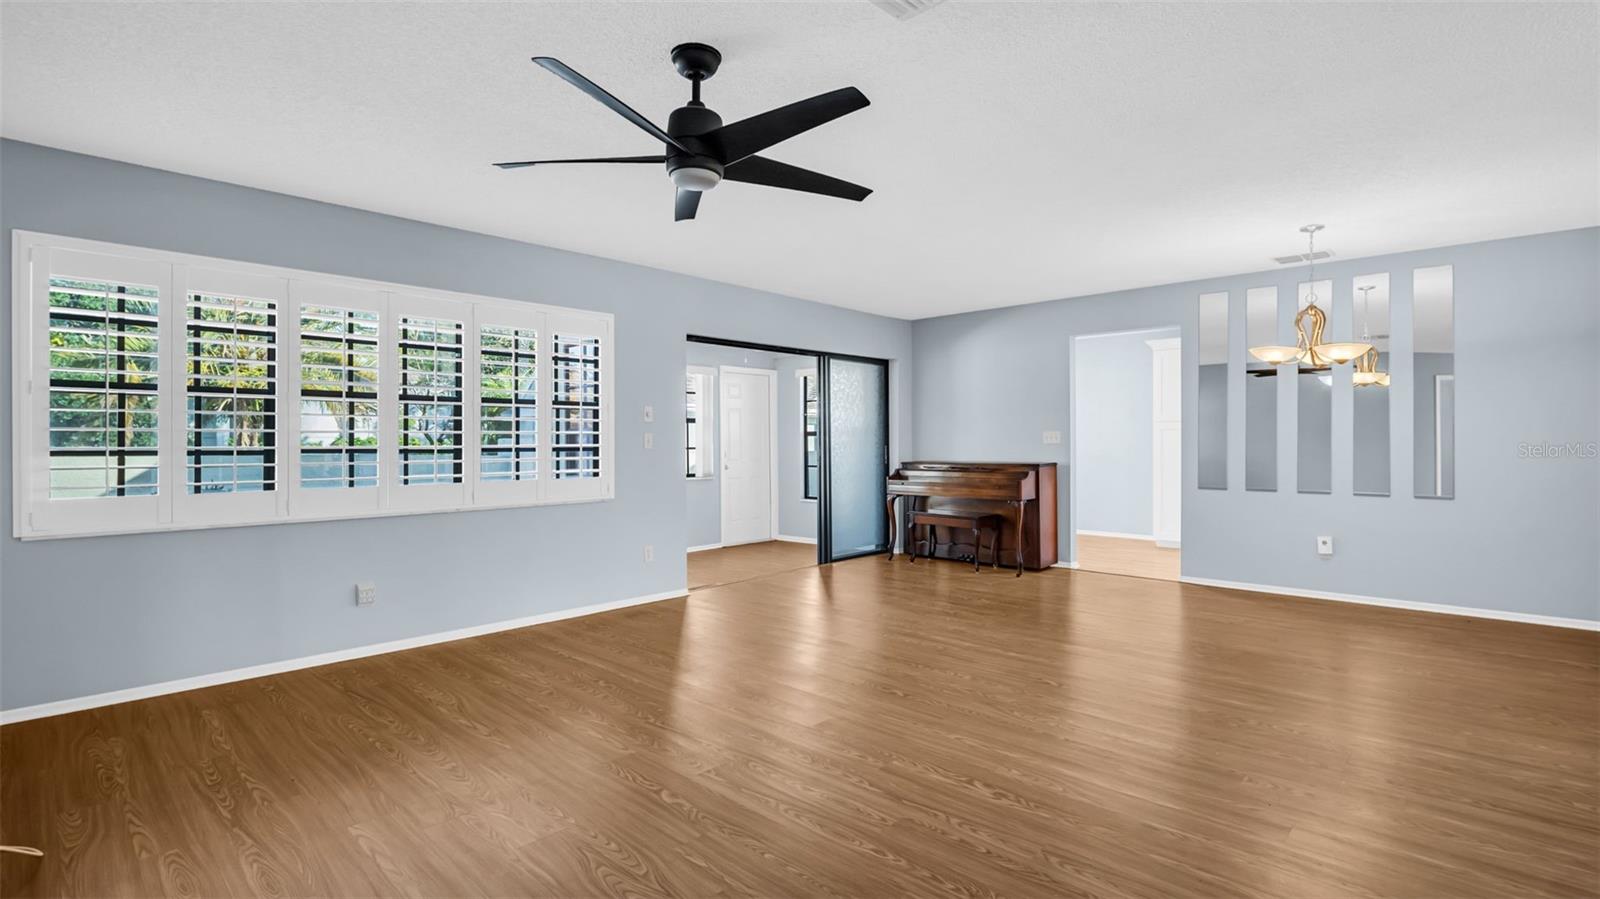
[1014,501,1024,577]
[906,498,916,563]
[971,528,980,572]
[885,494,897,560]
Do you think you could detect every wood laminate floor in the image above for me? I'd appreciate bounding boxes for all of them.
[3,559,1597,898]
[688,540,816,591]
[1074,534,1181,582]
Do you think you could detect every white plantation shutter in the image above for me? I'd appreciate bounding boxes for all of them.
[25,247,172,533]
[15,233,613,539]
[473,302,545,505]
[172,267,289,524]
[545,311,612,502]
[388,292,469,511]
[287,280,387,518]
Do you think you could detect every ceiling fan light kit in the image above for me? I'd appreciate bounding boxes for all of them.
[495,42,872,221]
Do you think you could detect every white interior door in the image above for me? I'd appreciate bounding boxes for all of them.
[720,367,775,546]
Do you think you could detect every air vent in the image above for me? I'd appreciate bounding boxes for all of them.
[866,0,949,20]
[1273,250,1334,265]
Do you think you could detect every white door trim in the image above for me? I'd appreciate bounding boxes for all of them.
[1147,336,1182,548]
[718,366,779,545]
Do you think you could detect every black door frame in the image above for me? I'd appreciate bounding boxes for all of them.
[686,335,892,564]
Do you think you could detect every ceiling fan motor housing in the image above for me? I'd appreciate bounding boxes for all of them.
[666,104,724,188]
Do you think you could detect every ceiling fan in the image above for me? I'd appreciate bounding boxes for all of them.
[495,43,872,221]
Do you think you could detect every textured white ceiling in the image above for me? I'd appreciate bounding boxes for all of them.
[3,2,1595,320]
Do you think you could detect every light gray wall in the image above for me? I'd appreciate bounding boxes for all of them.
[914,227,1599,621]
[0,140,913,711]
[1073,328,1178,536]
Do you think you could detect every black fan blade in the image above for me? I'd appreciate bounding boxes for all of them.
[532,57,689,152]
[675,188,702,222]
[722,156,872,201]
[701,87,869,165]
[494,155,665,169]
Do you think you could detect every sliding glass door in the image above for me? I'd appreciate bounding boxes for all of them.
[822,356,889,561]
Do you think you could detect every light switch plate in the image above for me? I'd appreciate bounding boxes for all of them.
[1042,430,1062,445]
[643,405,654,422]
[1316,536,1333,557]
[643,432,654,449]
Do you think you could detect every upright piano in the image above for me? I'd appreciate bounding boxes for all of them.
[886,462,1058,571]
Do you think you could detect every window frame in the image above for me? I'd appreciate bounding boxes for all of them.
[799,367,819,501]
[685,365,715,480]
[12,230,613,540]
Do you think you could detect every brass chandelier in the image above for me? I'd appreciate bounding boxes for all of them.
[1248,225,1372,369]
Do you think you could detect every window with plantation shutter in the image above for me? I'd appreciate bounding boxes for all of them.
[16,232,612,539]
[185,291,277,493]
[398,315,464,485]
[298,304,380,489]
[45,274,162,500]
[685,366,714,479]
[388,293,470,512]
[479,324,538,482]
[551,332,601,479]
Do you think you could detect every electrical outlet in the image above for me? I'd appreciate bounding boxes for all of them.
[643,544,654,562]
[355,582,377,606]
[1042,430,1062,445]
[643,405,654,422]
[643,432,654,449]
[1316,536,1333,557]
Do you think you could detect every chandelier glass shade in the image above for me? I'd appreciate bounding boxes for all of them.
[1351,284,1390,388]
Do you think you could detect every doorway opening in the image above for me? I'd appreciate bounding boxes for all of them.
[683,335,890,590]
[1070,327,1182,581]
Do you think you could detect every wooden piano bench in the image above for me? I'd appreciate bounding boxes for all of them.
[908,511,1009,573]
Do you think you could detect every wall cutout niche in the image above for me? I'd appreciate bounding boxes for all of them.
[1197,292,1229,489]
[1296,279,1334,494]
[1352,274,1391,496]
[1244,286,1278,491]
[1414,265,1455,499]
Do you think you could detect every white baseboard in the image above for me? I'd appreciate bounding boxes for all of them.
[1155,539,1181,549]
[0,587,689,725]
[687,543,723,553]
[1076,529,1156,541]
[1051,561,1079,569]
[1179,576,1600,631]
[775,534,818,545]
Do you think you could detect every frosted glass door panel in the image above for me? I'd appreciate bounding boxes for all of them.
[827,358,888,559]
